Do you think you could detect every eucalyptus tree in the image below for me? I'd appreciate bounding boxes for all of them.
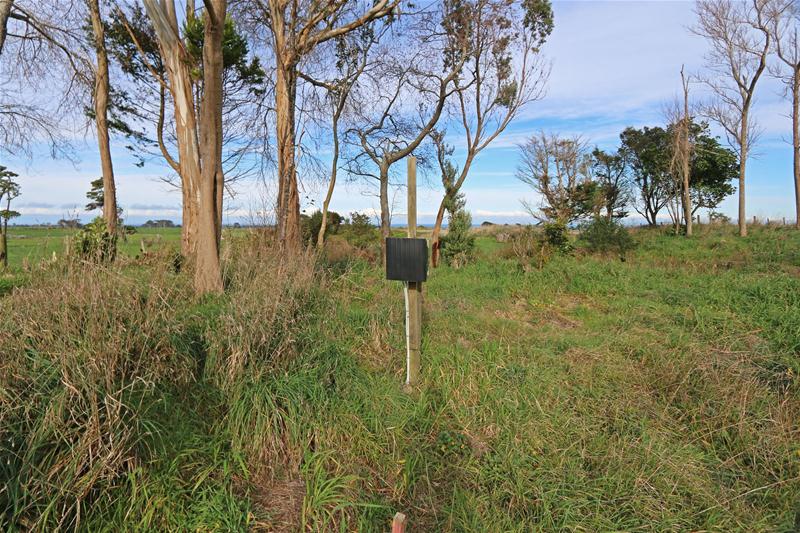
[429,0,553,266]
[142,0,230,294]
[110,4,264,245]
[693,0,774,237]
[246,0,399,252]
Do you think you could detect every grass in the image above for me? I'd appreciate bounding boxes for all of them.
[1,224,798,531]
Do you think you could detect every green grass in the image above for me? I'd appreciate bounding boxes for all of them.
[4,226,183,269]
[1,225,798,531]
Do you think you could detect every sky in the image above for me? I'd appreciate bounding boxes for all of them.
[3,0,798,226]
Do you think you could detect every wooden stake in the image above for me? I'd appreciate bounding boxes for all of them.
[392,512,407,533]
[406,156,421,386]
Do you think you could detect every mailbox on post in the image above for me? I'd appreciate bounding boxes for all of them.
[386,237,428,282]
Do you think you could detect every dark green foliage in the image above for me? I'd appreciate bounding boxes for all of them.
[684,122,737,212]
[619,125,672,226]
[591,147,628,219]
[578,217,636,259]
[340,212,379,249]
[85,177,105,212]
[301,210,343,245]
[441,209,476,268]
[73,217,117,262]
[183,13,265,91]
[543,221,572,254]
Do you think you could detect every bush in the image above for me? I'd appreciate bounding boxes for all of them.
[440,209,476,268]
[542,221,573,254]
[339,212,379,251]
[301,210,343,246]
[73,217,117,262]
[578,217,635,259]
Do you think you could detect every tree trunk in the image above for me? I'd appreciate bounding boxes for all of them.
[317,120,339,247]
[793,69,800,229]
[430,200,446,267]
[143,0,202,260]
[379,161,390,266]
[275,55,301,251]
[194,0,225,294]
[87,0,117,235]
[431,152,474,268]
[682,115,692,237]
[0,0,13,57]
[738,112,748,237]
[0,224,6,268]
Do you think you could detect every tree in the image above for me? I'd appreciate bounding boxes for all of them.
[248,0,399,252]
[85,177,104,212]
[693,0,774,237]
[0,0,82,160]
[619,126,672,226]
[142,0,228,294]
[688,122,738,213]
[666,66,693,235]
[516,132,592,224]
[0,0,14,55]
[590,147,629,220]
[107,5,264,253]
[300,26,380,247]
[346,4,470,263]
[769,0,800,227]
[429,0,553,267]
[85,0,117,235]
[0,166,20,267]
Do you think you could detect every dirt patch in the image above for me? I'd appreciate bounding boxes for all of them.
[249,475,305,532]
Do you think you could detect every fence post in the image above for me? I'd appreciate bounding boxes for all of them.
[406,156,421,387]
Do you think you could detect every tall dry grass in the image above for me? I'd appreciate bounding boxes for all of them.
[0,261,195,530]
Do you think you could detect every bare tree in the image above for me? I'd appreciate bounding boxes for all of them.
[346,5,469,263]
[248,0,398,252]
[665,66,694,235]
[0,0,84,159]
[0,0,14,55]
[693,0,774,237]
[143,0,227,294]
[298,27,379,247]
[769,0,800,227]
[517,132,592,224]
[429,0,552,267]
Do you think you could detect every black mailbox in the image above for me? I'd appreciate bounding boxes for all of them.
[386,237,428,282]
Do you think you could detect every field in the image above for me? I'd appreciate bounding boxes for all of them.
[1,224,798,531]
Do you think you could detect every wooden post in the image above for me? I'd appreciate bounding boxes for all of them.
[406,156,421,386]
[392,512,407,533]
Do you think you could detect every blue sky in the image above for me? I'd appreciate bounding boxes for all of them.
[3,0,797,225]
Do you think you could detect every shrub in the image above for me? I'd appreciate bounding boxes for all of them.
[440,209,476,268]
[542,221,573,254]
[301,210,343,245]
[578,217,635,259]
[73,217,117,262]
[339,212,379,251]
